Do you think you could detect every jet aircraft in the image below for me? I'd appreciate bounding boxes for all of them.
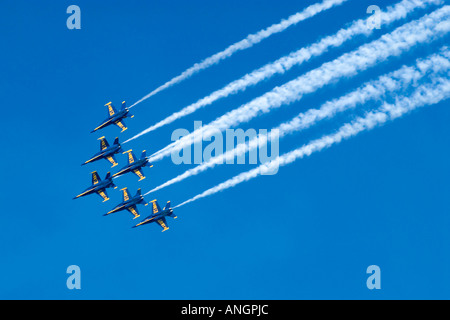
[112,150,153,181]
[82,137,122,167]
[104,187,147,219]
[91,101,133,133]
[133,200,176,232]
[73,171,117,202]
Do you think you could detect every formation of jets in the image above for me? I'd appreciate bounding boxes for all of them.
[74,101,177,232]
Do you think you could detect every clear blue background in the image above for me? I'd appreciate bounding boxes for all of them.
[0,0,449,299]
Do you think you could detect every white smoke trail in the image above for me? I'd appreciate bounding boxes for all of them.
[125,0,442,142]
[174,77,450,208]
[129,0,348,108]
[145,47,450,195]
[149,6,450,162]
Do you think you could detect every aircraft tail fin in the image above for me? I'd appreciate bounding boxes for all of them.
[141,150,147,160]
[164,201,171,210]
[121,101,127,110]
[113,137,120,145]
[105,172,111,180]
[136,188,142,197]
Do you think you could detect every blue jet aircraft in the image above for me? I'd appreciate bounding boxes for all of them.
[73,171,117,202]
[112,150,153,181]
[133,200,176,232]
[104,187,147,219]
[91,101,133,133]
[82,137,123,168]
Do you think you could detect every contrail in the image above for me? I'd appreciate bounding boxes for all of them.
[148,6,450,163]
[128,0,349,108]
[145,47,450,195]
[174,77,450,209]
[125,0,442,142]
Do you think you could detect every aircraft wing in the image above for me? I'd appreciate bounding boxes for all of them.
[106,155,118,167]
[99,137,110,151]
[132,168,146,181]
[96,189,110,202]
[124,150,137,164]
[155,217,169,232]
[150,200,162,214]
[121,188,130,202]
[115,119,127,132]
[106,102,117,116]
[92,171,101,185]
[126,205,140,219]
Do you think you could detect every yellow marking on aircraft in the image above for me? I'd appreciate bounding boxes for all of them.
[135,219,150,227]
[106,156,118,167]
[156,219,169,232]
[112,170,126,178]
[106,102,115,116]
[133,169,145,181]
[122,188,130,202]
[128,207,140,219]
[101,140,108,151]
[76,190,91,198]
[115,120,127,132]
[92,172,100,185]
[122,150,135,164]
[152,202,159,214]
[98,190,109,202]
[86,154,103,163]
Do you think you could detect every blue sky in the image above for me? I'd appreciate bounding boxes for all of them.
[0,0,449,299]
